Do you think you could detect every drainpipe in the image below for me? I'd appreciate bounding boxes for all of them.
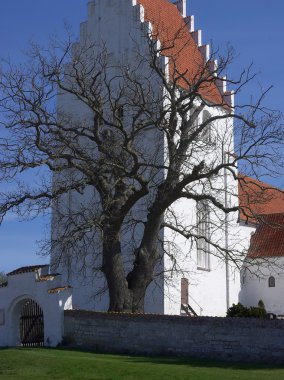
[224,152,230,311]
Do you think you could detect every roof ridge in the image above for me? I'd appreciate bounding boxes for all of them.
[7,264,49,276]
[239,174,284,192]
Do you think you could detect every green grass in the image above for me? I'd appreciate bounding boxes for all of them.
[0,348,284,380]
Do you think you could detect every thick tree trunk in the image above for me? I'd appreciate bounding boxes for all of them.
[128,248,160,312]
[127,211,164,313]
[102,223,160,313]
[102,226,133,312]
[102,196,164,313]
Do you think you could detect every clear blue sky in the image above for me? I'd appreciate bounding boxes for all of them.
[0,0,283,273]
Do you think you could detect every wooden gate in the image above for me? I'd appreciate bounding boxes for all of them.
[20,299,44,347]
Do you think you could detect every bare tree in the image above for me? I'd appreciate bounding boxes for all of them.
[0,20,283,312]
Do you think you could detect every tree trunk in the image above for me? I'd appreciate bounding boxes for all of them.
[127,211,164,313]
[103,202,164,313]
[102,227,132,312]
[103,224,159,313]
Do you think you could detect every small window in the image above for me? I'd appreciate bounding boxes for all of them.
[268,276,275,288]
[196,200,210,270]
[201,110,213,143]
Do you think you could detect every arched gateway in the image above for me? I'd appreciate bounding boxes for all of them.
[0,265,73,347]
[20,299,44,347]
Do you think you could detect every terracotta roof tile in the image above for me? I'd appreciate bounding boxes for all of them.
[247,213,284,258]
[138,0,223,105]
[48,286,71,294]
[238,175,284,223]
[37,274,60,282]
[7,265,49,277]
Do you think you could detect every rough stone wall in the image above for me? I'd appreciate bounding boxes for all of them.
[64,310,284,363]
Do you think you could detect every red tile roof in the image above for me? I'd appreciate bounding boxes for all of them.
[238,175,284,223]
[138,0,223,105]
[7,265,49,277]
[247,213,284,258]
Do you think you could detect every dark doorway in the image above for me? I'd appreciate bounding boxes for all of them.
[20,299,44,347]
[181,277,189,305]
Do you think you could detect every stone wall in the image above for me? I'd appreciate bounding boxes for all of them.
[64,310,284,363]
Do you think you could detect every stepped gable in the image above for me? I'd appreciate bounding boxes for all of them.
[247,213,284,258]
[6,265,49,276]
[137,0,224,106]
[238,175,284,223]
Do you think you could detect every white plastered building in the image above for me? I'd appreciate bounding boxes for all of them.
[50,0,247,317]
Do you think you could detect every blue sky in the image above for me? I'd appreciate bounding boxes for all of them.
[0,0,283,272]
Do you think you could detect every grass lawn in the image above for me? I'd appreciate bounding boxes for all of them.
[0,348,284,380]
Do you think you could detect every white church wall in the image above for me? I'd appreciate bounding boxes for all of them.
[162,103,244,317]
[240,257,284,315]
[163,221,237,317]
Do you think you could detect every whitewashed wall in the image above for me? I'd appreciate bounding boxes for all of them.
[163,105,245,317]
[240,256,284,315]
[0,268,72,347]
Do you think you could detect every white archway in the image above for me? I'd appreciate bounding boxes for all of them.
[0,267,73,347]
[7,294,44,346]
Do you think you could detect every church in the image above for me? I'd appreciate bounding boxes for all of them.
[50,0,241,316]
[0,0,284,347]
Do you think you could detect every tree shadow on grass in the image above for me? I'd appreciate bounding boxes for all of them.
[125,355,284,371]
[3,347,281,371]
